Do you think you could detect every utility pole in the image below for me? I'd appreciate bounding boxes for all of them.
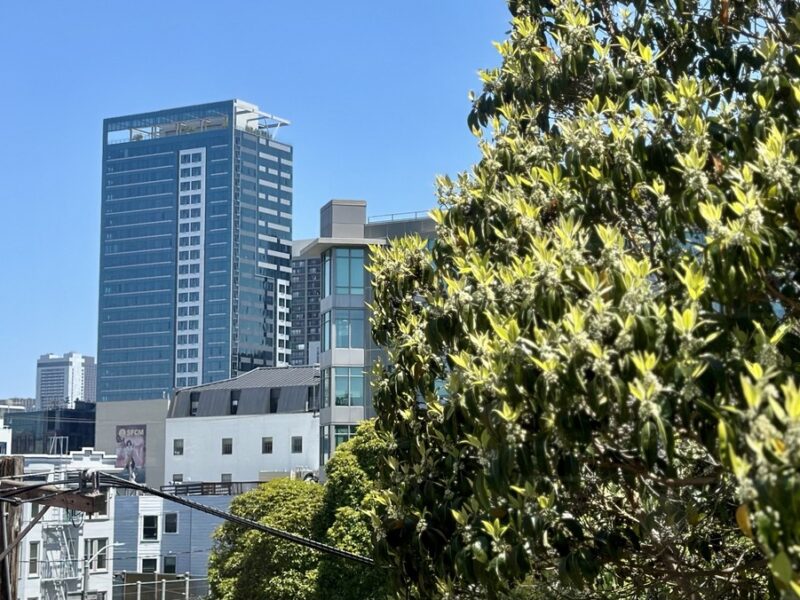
[0,456,22,600]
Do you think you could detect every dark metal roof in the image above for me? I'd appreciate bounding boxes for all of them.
[168,367,320,418]
[182,366,319,391]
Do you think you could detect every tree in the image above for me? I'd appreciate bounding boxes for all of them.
[208,422,388,600]
[316,421,389,600]
[368,1,800,598]
[208,478,324,600]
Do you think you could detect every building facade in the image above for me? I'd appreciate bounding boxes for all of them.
[289,243,321,366]
[113,493,232,599]
[36,353,96,410]
[294,200,434,465]
[165,367,319,484]
[16,449,121,600]
[8,402,96,455]
[98,100,293,403]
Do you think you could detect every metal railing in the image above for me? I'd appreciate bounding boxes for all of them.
[160,481,262,496]
[367,210,430,223]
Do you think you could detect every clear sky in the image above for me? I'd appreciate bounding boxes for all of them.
[0,1,509,398]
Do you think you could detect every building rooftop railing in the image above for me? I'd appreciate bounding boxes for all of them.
[367,210,430,223]
[160,481,263,496]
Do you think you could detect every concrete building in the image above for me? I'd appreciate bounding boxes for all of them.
[293,200,434,465]
[36,353,96,410]
[165,366,319,484]
[16,448,122,600]
[94,398,169,489]
[98,100,294,403]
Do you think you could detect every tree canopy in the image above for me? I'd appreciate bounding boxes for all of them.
[208,422,388,600]
[368,0,800,598]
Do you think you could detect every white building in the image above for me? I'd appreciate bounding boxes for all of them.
[164,367,320,484]
[35,353,96,410]
[16,448,122,600]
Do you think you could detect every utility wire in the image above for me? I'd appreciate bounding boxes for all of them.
[101,474,375,567]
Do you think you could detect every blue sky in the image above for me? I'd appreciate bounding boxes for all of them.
[0,1,509,397]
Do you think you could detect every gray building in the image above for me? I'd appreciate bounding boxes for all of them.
[113,493,233,599]
[294,200,434,465]
[289,243,321,366]
[36,352,96,410]
[98,100,294,403]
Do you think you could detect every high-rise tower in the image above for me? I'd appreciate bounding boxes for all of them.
[98,100,293,402]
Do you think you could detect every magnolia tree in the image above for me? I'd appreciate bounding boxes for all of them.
[368,0,800,598]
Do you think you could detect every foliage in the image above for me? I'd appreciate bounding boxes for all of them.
[208,422,388,600]
[208,478,323,600]
[368,0,800,598]
[316,420,391,600]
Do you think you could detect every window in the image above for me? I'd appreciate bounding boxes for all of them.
[222,438,233,455]
[221,473,232,483]
[142,558,158,573]
[262,437,273,454]
[163,556,177,574]
[181,154,191,164]
[334,309,364,349]
[85,538,109,571]
[334,367,365,406]
[142,515,159,541]
[28,541,39,576]
[164,513,178,534]
[190,392,199,416]
[230,390,240,415]
[334,248,365,295]
[291,436,303,454]
[173,439,184,455]
[172,474,183,483]
[321,368,331,408]
[269,389,280,414]
[335,425,359,449]
[322,311,330,351]
[322,251,331,297]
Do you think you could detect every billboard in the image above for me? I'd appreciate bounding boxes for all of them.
[115,424,146,483]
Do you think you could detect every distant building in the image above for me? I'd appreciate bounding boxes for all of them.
[16,448,121,600]
[36,352,96,410]
[289,244,321,366]
[0,397,36,411]
[7,402,96,455]
[0,404,24,455]
[98,100,294,403]
[293,200,435,465]
[165,366,319,484]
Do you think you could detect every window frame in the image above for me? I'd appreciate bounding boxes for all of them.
[141,558,158,573]
[291,436,303,454]
[173,438,184,456]
[142,515,159,541]
[164,512,178,535]
[28,541,39,577]
[221,438,233,455]
[262,437,273,454]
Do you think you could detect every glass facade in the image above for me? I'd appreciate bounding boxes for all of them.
[289,256,321,365]
[98,100,293,402]
[333,248,364,295]
[334,309,364,349]
[334,367,364,406]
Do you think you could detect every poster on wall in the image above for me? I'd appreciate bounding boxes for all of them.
[115,424,146,483]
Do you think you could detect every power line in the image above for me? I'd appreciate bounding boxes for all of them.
[102,474,375,567]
